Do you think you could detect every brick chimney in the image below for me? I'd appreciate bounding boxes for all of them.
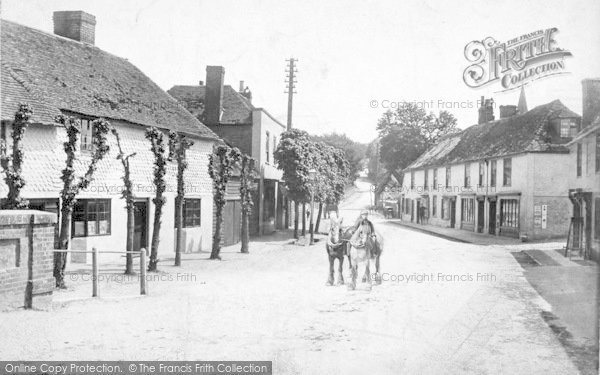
[205,66,225,126]
[499,105,517,119]
[478,96,495,124]
[582,78,600,128]
[239,80,245,92]
[53,11,96,44]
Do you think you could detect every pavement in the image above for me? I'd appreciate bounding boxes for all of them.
[0,178,597,374]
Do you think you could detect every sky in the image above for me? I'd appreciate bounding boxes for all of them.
[2,0,599,143]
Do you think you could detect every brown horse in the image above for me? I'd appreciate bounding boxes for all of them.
[325,216,352,286]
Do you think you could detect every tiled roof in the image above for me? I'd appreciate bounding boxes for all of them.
[408,100,579,170]
[0,19,219,140]
[167,84,254,124]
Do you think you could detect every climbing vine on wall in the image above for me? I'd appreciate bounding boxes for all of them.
[208,145,241,259]
[0,104,33,209]
[54,114,110,288]
[112,128,137,274]
[168,131,193,267]
[146,127,168,271]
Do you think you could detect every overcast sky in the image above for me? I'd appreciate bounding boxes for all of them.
[2,0,599,143]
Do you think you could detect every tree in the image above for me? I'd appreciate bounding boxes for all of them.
[168,131,193,266]
[274,129,313,239]
[376,103,458,184]
[54,115,110,288]
[208,145,241,260]
[239,154,257,254]
[312,142,350,233]
[1,104,33,209]
[112,128,137,275]
[311,132,366,182]
[145,127,168,272]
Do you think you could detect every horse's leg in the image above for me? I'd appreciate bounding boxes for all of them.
[336,254,345,285]
[365,258,373,291]
[347,248,356,291]
[326,252,334,286]
[362,263,369,283]
[375,253,382,285]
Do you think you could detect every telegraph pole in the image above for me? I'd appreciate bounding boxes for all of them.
[285,58,297,131]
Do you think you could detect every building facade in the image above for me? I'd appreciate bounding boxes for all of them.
[567,78,600,260]
[1,13,220,264]
[400,96,579,241]
[169,68,286,239]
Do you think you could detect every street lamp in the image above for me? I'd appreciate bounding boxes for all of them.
[308,169,317,245]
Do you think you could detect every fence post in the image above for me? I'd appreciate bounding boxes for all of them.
[92,247,98,297]
[140,248,147,295]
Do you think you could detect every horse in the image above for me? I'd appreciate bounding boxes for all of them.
[325,216,352,286]
[347,221,383,290]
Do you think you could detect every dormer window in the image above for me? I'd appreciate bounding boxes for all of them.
[559,118,579,138]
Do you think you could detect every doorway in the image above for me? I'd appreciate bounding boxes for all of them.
[449,199,456,228]
[489,200,497,235]
[477,200,485,233]
[133,201,148,252]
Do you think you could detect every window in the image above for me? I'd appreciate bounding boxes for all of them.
[183,199,201,227]
[410,170,415,190]
[576,143,582,177]
[560,118,578,138]
[478,162,485,187]
[72,199,111,237]
[265,131,270,163]
[461,198,474,223]
[424,169,429,190]
[432,196,437,217]
[464,163,471,188]
[433,168,438,190]
[596,132,600,173]
[503,158,512,186]
[490,160,497,187]
[595,198,600,239]
[500,199,519,228]
[445,167,451,189]
[79,118,94,152]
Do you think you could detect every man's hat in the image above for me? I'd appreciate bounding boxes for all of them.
[360,209,369,215]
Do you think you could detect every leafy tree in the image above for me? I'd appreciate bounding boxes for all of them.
[112,128,137,274]
[168,131,193,266]
[311,132,366,182]
[54,115,110,288]
[274,129,313,239]
[239,154,257,253]
[376,103,458,185]
[208,145,241,260]
[312,142,350,233]
[0,104,32,209]
[145,127,168,271]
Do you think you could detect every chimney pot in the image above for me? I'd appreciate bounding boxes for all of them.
[199,80,204,86]
[478,97,495,124]
[239,80,245,92]
[53,11,96,44]
[582,78,600,128]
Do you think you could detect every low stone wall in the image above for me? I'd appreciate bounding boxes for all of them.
[0,210,56,310]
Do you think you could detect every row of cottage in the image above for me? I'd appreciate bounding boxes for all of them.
[0,11,288,264]
[398,83,600,260]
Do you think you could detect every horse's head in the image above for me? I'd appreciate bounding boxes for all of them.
[328,216,343,244]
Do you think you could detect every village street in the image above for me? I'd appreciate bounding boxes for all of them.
[0,179,595,374]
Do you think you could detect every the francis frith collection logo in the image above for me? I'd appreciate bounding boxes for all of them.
[463,28,572,91]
